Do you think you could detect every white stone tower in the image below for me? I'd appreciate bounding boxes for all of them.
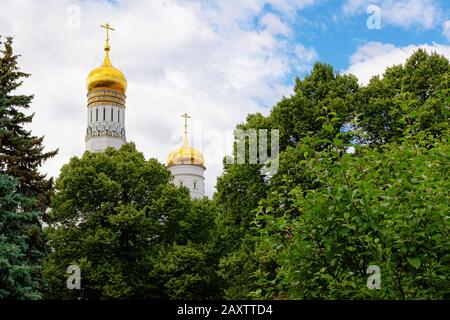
[85,23,127,152]
[167,113,205,199]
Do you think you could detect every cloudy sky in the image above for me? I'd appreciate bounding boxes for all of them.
[1,0,449,196]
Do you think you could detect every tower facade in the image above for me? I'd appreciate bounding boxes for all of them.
[85,23,127,152]
[167,113,205,199]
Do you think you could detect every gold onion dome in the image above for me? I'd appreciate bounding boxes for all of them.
[86,23,127,94]
[167,113,204,167]
[167,141,204,167]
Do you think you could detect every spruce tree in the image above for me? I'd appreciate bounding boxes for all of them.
[0,36,57,298]
[0,36,57,209]
[0,174,43,299]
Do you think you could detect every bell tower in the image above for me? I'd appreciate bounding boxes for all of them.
[85,23,128,152]
[167,113,206,199]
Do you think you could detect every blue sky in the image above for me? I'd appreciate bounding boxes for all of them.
[1,0,449,195]
[253,0,450,84]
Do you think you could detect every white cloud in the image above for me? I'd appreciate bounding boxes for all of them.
[443,20,450,41]
[264,0,316,16]
[261,13,292,36]
[294,44,318,72]
[0,0,317,196]
[343,0,441,29]
[344,41,450,85]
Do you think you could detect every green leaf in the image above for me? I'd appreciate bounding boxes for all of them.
[333,138,343,147]
[323,124,334,133]
[409,111,418,119]
[407,257,421,269]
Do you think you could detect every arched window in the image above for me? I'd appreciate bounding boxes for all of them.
[193,181,197,189]
[111,108,113,121]
[180,181,183,186]
[118,109,120,122]
[90,109,92,123]
[103,108,106,121]
[96,108,98,121]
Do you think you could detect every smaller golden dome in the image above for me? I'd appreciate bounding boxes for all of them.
[167,144,204,167]
[87,45,127,94]
[167,113,204,167]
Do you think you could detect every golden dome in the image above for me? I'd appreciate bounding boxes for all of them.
[87,24,127,94]
[167,113,204,167]
[167,143,204,167]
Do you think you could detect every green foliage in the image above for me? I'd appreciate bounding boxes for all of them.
[357,49,450,145]
[215,163,266,249]
[0,174,43,299]
[215,62,360,298]
[44,143,219,299]
[271,63,359,150]
[150,242,219,299]
[218,233,279,300]
[215,50,450,300]
[258,131,450,299]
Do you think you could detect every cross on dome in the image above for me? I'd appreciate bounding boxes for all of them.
[100,23,115,50]
[181,112,191,145]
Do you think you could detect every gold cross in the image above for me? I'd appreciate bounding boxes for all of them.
[181,113,191,144]
[100,23,115,46]
[181,113,191,135]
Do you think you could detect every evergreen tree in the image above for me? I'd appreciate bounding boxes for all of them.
[0,36,57,210]
[0,174,42,299]
[0,36,57,298]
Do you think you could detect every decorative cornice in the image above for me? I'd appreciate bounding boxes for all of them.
[85,122,125,140]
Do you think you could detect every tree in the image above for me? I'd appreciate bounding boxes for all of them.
[0,36,57,210]
[270,63,359,150]
[215,63,359,298]
[357,49,450,145]
[0,36,57,297]
[0,174,43,299]
[44,143,220,299]
[150,242,219,299]
[263,130,450,299]
[215,51,449,300]
[215,162,267,249]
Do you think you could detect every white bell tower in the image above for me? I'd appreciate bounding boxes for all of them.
[167,113,205,199]
[85,23,127,152]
